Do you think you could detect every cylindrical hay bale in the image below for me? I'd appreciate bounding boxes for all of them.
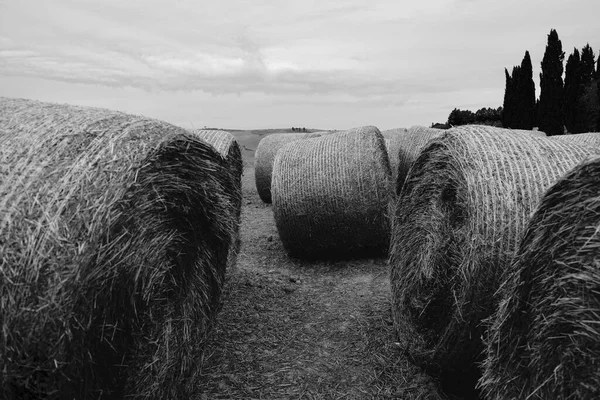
[479,155,600,400]
[389,125,600,381]
[254,131,332,203]
[272,126,392,260]
[381,128,407,195]
[395,126,444,195]
[193,129,244,266]
[552,131,600,146]
[0,98,239,399]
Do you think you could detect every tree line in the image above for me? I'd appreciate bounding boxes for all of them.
[435,29,600,135]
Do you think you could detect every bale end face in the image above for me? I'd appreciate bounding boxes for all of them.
[272,126,392,260]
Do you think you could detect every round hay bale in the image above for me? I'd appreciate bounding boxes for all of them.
[381,128,407,195]
[272,126,392,260]
[0,97,240,399]
[394,126,444,195]
[193,129,244,266]
[479,155,600,400]
[552,131,600,147]
[254,131,332,203]
[389,125,600,382]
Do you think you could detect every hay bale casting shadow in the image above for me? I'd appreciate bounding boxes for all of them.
[272,126,392,260]
[480,155,600,400]
[0,98,240,399]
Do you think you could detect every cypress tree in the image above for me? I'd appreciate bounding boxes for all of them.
[538,29,565,135]
[597,57,600,130]
[580,44,595,84]
[518,51,536,129]
[502,68,513,128]
[563,48,581,133]
[575,44,598,133]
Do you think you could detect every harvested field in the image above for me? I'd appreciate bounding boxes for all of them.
[480,155,600,400]
[271,126,392,260]
[196,165,445,399]
[0,98,241,399]
[388,125,600,395]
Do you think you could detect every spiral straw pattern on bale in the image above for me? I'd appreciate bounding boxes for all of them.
[272,126,392,260]
[381,128,407,195]
[394,126,444,195]
[388,125,600,382]
[479,155,600,400]
[552,131,600,146]
[254,131,332,203]
[0,98,241,399]
[193,129,244,266]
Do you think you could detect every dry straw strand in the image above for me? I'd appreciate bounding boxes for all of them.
[0,97,240,399]
[272,126,392,260]
[480,155,600,400]
[254,131,332,203]
[389,125,600,382]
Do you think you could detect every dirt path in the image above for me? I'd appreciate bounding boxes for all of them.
[196,167,444,399]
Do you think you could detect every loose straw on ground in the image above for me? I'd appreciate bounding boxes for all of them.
[389,125,600,383]
[479,155,600,400]
[272,126,391,260]
[0,97,241,399]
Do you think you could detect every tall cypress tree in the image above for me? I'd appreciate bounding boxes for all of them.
[502,68,514,128]
[538,29,565,135]
[563,48,581,133]
[575,44,598,133]
[597,57,600,130]
[518,51,536,129]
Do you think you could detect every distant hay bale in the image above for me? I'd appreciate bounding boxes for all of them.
[254,131,332,203]
[552,131,600,146]
[0,97,240,399]
[381,128,407,194]
[395,126,444,195]
[193,129,243,266]
[272,126,391,260]
[480,155,600,400]
[389,125,600,381]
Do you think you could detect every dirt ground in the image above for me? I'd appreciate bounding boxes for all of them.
[195,133,447,399]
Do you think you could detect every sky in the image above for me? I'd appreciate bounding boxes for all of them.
[0,0,598,131]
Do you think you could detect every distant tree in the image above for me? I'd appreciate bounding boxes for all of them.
[430,122,451,129]
[292,127,296,131]
[563,48,581,133]
[475,107,502,126]
[575,44,598,133]
[577,82,600,133]
[447,108,476,126]
[518,51,536,129]
[303,127,306,132]
[538,29,565,136]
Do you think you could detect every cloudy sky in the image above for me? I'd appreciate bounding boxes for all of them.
[0,0,598,130]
